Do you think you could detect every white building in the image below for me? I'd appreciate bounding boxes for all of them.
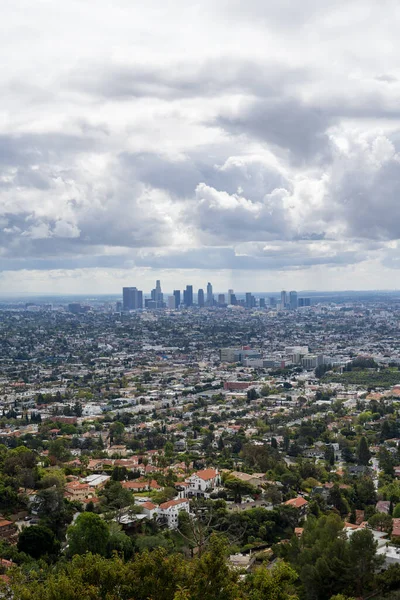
[158,498,190,529]
[141,501,158,520]
[185,468,220,498]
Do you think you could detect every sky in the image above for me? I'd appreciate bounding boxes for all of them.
[2,0,400,294]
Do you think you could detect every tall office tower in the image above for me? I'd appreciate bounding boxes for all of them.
[137,290,143,309]
[227,289,234,304]
[245,292,253,308]
[122,287,143,310]
[281,290,288,309]
[206,282,213,306]
[185,285,193,307]
[173,290,181,308]
[259,298,266,308]
[218,294,225,305]
[269,296,277,307]
[298,298,304,307]
[168,296,176,309]
[289,291,298,310]
[154,280,163,306]
[198,288,205,307]
[123,287,135,310]
[304,297,311,307]
[123,287,132,310]
[230,293,237,305]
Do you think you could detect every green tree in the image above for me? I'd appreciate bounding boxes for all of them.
[279,513,350,600]
[35,486,74,536]
[224,476,256,503]
[246,560,299,600]
[110,421,125,443]
[99,480,134,521]
[17,525,60,560]
[348,528,384,596]
[327,484,350,517]
[67,512,110,557]
[48,438,71,462]
[368,512,393,533]
[107,521,133,559]
[324,444,335,466]
[354,476,376,507]
[190,534,241,600]
[356,436,371,466]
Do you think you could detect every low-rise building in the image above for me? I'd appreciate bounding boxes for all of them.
[158,498,190,529]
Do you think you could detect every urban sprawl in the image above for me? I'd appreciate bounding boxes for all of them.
[3,287,400,598]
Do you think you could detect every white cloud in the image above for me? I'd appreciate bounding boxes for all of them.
[2,0,400,292]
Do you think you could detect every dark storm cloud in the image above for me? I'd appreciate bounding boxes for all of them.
[215,98,335,164]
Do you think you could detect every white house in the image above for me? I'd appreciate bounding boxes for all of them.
[141,501,158,519]
[185,468,220,498]
[158,498,190,529]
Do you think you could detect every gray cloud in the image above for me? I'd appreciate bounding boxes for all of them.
[132,241,368,271]
[215,98,335,164]
[71,58,307,101]
[3,0,400,291]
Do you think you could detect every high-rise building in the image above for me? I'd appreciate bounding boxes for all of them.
[245,293,255,308]
[227,289,234,304]
[259,298,266,308]
[123,287,143,310]
[281,290,288,309]
[150,280,163,307]
[123,287,133,310]
[173,290,181,308]
[206,282,213,306]
[298,297,311,307]
[198,289,205,307]
[230,293,237,305]
[168,296,176,309]
[289,291,298,310]
[269,297,277,308]
[137,290,143,309]
[218,294,225,305]
[184,285,193,307]
[145,299,157,309]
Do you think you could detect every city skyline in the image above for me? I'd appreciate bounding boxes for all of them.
[122,280,309,310]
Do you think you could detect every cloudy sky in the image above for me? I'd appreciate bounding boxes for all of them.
[2,0,400,294]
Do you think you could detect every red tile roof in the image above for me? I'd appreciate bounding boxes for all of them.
[141,502,157,510]
[195,469,218,481]
[159,498,189,510]
[284,497,308,509]
[0,520,13,528]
